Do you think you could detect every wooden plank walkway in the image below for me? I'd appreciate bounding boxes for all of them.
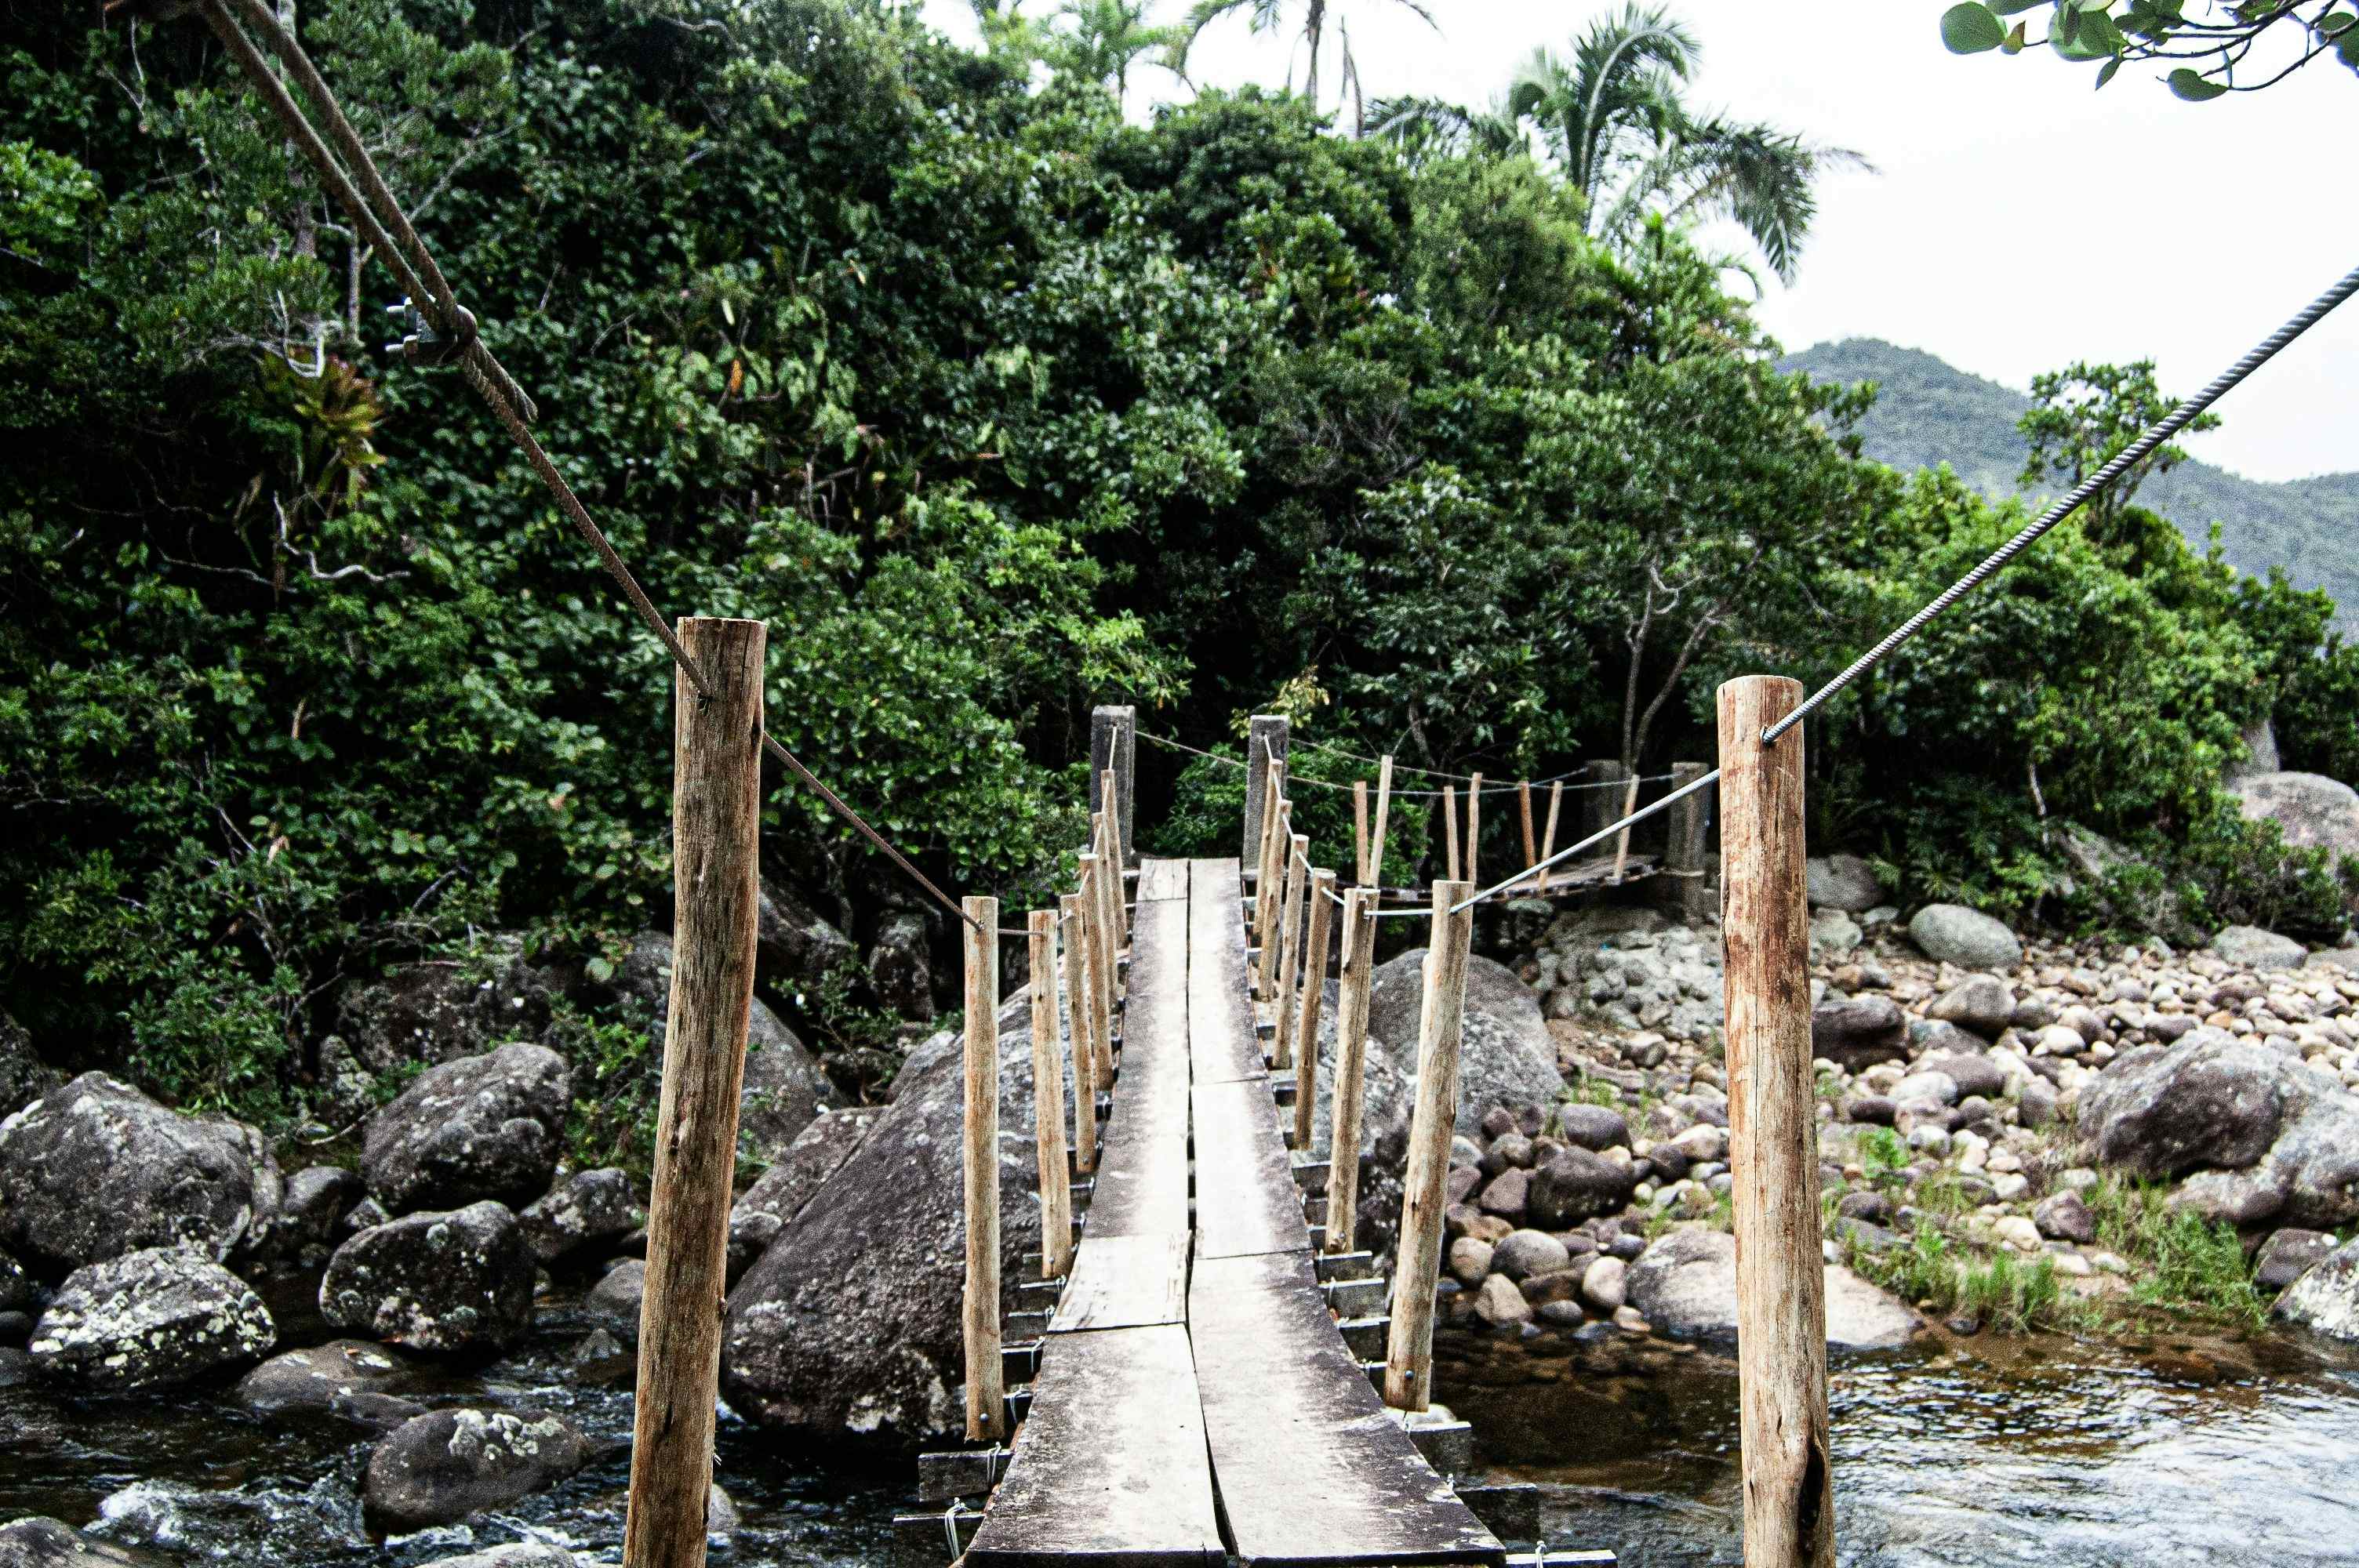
[966,855,1506,1568]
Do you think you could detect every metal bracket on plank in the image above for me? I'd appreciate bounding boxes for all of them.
[914,1444,1010,1504]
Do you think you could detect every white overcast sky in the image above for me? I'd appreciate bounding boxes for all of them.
[918,0,2357,483]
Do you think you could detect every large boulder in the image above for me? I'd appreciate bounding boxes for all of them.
[0,1013,58,1120]
[361,1044,570,1213]
[2232,771,2359,861]
[758,877,858,1000]
[0,1073,280,1275]
[362,1407,590,1532]
[585,1258,646,1344]
[518,1168,640,1265]
[1310,952,1565,1162]
[1526,1149,1640,1228]
[729,1109,881,1272]
[236,1339,413,1414]
[336,934,562,1075]
[2209,925,2306,973]
[1810,995,1909,1072]
[246,1166,363,1276]
[865,911,936,1022]
[1926,976,2013,1041]
[0,1519,151,1567]
[1625,1229,1918,1351]
[1906,906,2022,972]
[28,1247,274,1391]
[620,931,829,1159]
[1805,855,1882,913]
[722,990,1047,1439]
[417,1549,579,1568]
[2080,1030,2359,1229]
[2272,1236,2359,1342]
[319,1202,536,1353]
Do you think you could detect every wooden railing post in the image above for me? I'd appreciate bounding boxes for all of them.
[1270,831,1309,1069]
[624,617,765,1568]
[1251,765,1285,982]
[1717,676,1834,1568]
[1536,780,1564,896]
[1089,705,1137,868]
[1383,880,1473,1413]
[1324,886,1378,1256]
[1610,772,1643,884]
[1441,784,1460,883]
[1663,760,1714,924]
[1583,760,1630,841]
[1244,713,1289,867]
[1255,799,1292,1003]
[961,895,1005,1443]
[1518,780,1536,875]
[1060,891,1098,1176]
[1369,756,1393,890]
[1292,869,1336,1151]
[1077,850,1113,1087]
[1029,909,1074,1282]
[1100,771,1129,945]
[1354,781,1370,885]
[1464,773,1482,885]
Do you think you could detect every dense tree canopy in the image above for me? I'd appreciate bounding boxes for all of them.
[2,0,2350,1124]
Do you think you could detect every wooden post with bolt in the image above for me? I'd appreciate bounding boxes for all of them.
[1270,832,1309,1069]
[1325,886,1378,1256]
[1029,909,1074,1282]
[960,895,1005,1444]
[1292,868,1336,1151]
[1383,879,1473,1413]
[1537,780,1564,896]
[1369,755,1394,889]
[623,617,765,1568]
[1663,760,1714,924]
[1718,675,1834,1568]
[1060,891,1098,1176]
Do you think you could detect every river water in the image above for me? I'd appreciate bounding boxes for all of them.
[5,1285,2357,1566]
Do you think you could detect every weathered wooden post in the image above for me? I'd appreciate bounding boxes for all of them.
[1464,773,1482,884]
[1369,755,1394,888]
[1251,764,1285,981]
[1383,879,1474,1413]
[1029,909,1074,1281]
[1270,832,1310,1069]
[1536,780,1565,896]
[1256,800,1292,1003]
[1610,773,1643,884]
[1100,771,1129,943]
[1354,780,1371,885]
[1244,713,1289,868]
[1718,676,1834,1568]
[1441,785,1460,883]
[960,895,1005,1444]
[1060,891,1098,1176]
[1077,849,1114,1086]
[1583,760,1630,840]
[1089,705,1137,868]
[1325,886,1378,1256]
[623,617,764,1568]
[1518,780,1537,873]
[1663,760,1714,924]
[1292,869,1336,1151]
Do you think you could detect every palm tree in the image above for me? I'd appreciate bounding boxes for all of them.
[1053,0,1186,103]
[1173,0,1436,119]
[1379,4,1867,285]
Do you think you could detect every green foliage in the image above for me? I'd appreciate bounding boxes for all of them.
[1145,723,1431,885]
[2086,1175,2267,1327]
[1856,1125,1913,1188]
[1939,2,2359,96]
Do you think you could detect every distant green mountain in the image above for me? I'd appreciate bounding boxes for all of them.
[1782,338,2359,628]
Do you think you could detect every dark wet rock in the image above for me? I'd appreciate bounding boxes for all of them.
[1554,1105,1630,1152]
[1526,1149,1639,1229]
[362,1044,569,1214]
[418,1548,580,1568]
[235,1338,411,1414]
[1490,1229,1572,1281]
[1477,1167,1530,1220]
[319,1202,534,1353]
[1916,1051,2007,1102]
[336,935,562,1075]
[1481,1132,1534,1175]
[729,1109,881,1275]
[333,1391,432,1433]
[519,1168,641,1265]
[1927,976,2014,1040]
[2033,1191,2097,1246]
[2256,1229,2338,1293]
[758,877,858,1000]
[1841,1094,1897,1126]
[0,1518,152,1567]
[1907,905,2022,972]
[722,992,1050,1439]
[2273,1236,2359,1341]
[0,1073,280,1276]
[28,1247,274,1391]
[584,1259,646,1345]
[362,1406,590,1532]
[619,931,831,1159]
[707,1480,740,1536]
[1625,1229,1917,1350]
[0,1249,30,1312]
[1810,996,1907,1073]
[338,1196,391,1238]
[1836,1191,1894,1225]
[249,1166,363,1276]
[0,1013,59,1120]
[865,911,936,1022]
[0,1311,30,1346]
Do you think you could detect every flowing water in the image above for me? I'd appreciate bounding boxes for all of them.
[5,1281,2357,1566]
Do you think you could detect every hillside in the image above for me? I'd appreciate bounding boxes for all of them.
[1783,339,2359,627]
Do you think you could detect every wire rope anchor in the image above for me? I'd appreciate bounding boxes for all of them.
[382,296,478,365]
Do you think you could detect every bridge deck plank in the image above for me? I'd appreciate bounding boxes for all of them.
[1104,894,1190,1146]
[1189,1253,1503,1568]
[1049,1232,1190,1332]
[1186,858,1264,1085]
[964,1323,1223,1568]
[1136,858,1190,902]
[1188,1079,1308,1261]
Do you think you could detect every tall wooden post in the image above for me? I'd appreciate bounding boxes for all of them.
[1270,832,1310,1069]
[1610,773,1642,884]
[1089,705,1136,868]
[1383,880,1473,1413]
[960,896,1005,1443]
[1292,869,1336,1151]
[1354,781,1370,885]
[1251,767,1285,982]
[1717,676,1834,1568]
[1463,774,1482,884]
[1029,909,1074,1281]
[1536,781,1564,896]
[1256,800,1292,1002]
[1518,781,1536,873]
[1244,713,1289,867]
[1369,756,1394,889]
[1325,887,1378,1256]
[1441,785,1460,883]
[1100,771,1129,944]
[1078,850,1115,1084]
[1583,760,1630,840]
[1061,891,1099,1176]
[1663,760,1714,924]
[624,617,765,1568]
